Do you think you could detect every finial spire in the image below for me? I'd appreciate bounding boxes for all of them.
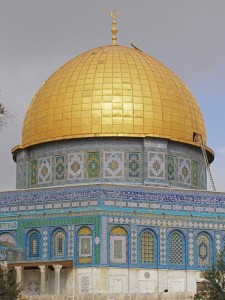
[110,10,119,45]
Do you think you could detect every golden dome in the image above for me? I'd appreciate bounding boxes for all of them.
[20,45,207,149]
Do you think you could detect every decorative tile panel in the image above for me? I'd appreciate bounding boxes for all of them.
[192,161,198,187]
[216,233,221,254]
[110,235,127,264]
[68,225,74,257]
[160,227,166,265]
[103,152,124,178]
[87,152,100,178]
[38,157,52,184]
[188,231,194,266]
[42,230,48,259]
[148,152,165,179]
[128,153,141,178]
[79,275,92,293]
[167,156,175,181]
[54,155,66,181]
[68,153,84,180]
[131,227,137,264]
[30,160,37,187]
[17,163,24,189]
[79,236,92,257]
[178,158,191,184]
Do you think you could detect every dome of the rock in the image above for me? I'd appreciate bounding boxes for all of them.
[20,45,207,149]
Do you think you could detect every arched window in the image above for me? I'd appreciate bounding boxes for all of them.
[140,230,156,264]
[110,226,127,264]
[197,233,211,267]
[169,231,185,265]
[28,232,40,258]
[78,227,92,264]
[54,231,66,257]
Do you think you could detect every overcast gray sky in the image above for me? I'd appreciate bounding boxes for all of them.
[0,0,225,191]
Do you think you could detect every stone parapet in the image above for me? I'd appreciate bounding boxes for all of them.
[22,292,195,300]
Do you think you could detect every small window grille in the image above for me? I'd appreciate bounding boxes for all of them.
[169,231,184,265]
[54,231,65,257]
[29,232,39,258]
[141,231,155,263]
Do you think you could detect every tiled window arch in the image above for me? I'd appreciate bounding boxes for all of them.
[52,229,66,258]
[110,226,127,264]
[168,230,185,266]
[27,231,40,259]
[78,226,92,264]
[197,233,211,267]
[140,230,157,265]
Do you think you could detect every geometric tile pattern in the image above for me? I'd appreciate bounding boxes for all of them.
[169,231,184,265]
[148,152,165,179]
[160,228,166,265]
[188,231,194,266]
[103,152,124,178]
[167,156,175,181]
[102,217,108,264]
[128,153,141,178]
[131,228,137,264]
[54,155,66,181]
[178,158,191,184]
[87,152,100,178]
[68,153,84,180]
[216,233,221,254]
[68,225,74,257]
[30,160,37,187]
[192,161,198,187]
[38,157,52,184]
[42,230,48,259]
[79,275,92,293]
[27,280,40,295]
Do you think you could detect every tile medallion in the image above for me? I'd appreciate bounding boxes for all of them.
[128,153,141,178]
[178,158,191,184]
[148,152,165,179]
[87,152,100,178]
[54,155,66,181]
[38,157,52,184]
[103,152,124,178]
[68,153,84,180]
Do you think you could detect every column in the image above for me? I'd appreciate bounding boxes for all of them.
[15,266,22,286]
[39,265,47,295]
[53,264,62,295]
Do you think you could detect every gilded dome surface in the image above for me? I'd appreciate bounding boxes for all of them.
[21,45,207,148]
